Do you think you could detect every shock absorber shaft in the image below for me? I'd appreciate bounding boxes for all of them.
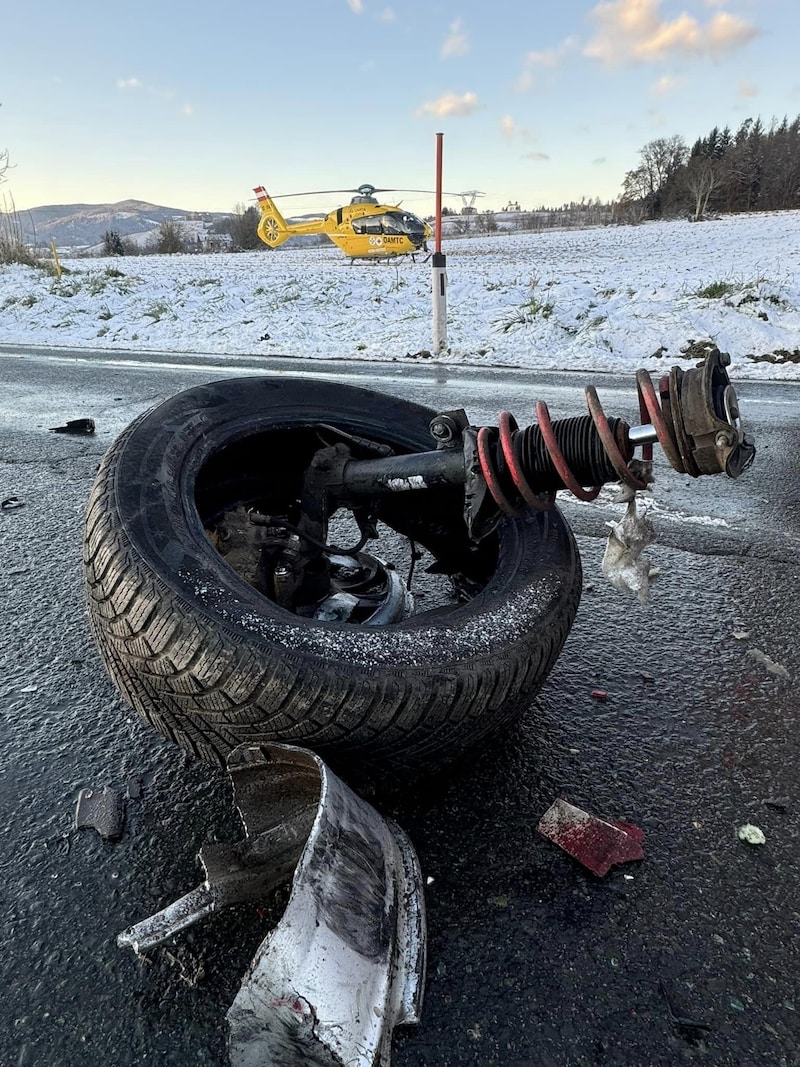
[338,414,631,502]
[510,415,631,492]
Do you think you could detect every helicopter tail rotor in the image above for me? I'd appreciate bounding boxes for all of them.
[253,187,292,250]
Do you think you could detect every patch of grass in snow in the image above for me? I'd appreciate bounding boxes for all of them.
[53,268,134,298]
[0,236,39,267]
[2,293,38,309]
[693,273,790,315]
[495,294,555,333]
[695,280,737,299]
[187,277,222,288]
[97,305,113,321]
[276,285,302,304]
[495,275,557,332]
[143,299,174,322]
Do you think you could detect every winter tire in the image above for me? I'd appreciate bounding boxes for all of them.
[83,376,582,772]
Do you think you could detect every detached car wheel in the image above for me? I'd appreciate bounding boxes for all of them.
[84,376,581,772]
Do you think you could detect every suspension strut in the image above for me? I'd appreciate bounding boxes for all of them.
[321,349,755,540]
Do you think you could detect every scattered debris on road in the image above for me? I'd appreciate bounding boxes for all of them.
[537,798,645,876]
[737,823,766,846]
[74,786,126,840]
[49,417,96,435]
[602,489,657,603]
[746,647,790,679]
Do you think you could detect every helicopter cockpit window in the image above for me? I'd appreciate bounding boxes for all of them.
[392,212,425,235]
[351,211,427,238]
[352,214,390,236]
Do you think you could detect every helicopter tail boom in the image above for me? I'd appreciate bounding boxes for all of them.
[253,186,292,249]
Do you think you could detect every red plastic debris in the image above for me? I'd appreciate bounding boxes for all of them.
[590,689,608,701]
[537,799,644,877]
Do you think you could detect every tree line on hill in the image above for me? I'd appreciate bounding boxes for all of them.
[619,114,800,222]
[453,113,800,234]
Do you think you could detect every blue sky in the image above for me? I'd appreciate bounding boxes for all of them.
[2,0,795,216]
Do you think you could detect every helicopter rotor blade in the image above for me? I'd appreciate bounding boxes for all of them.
[265,185,473,200]
[268,188,362,199]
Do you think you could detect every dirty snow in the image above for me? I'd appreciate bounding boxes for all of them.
[2,211,799,380]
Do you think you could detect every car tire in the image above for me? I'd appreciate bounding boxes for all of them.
[83,376,582,773]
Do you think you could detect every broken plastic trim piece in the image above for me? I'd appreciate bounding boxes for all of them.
[74,785,126,841]
[49,417,96,435]
[537,798,645,877]
[118,743,426,1067]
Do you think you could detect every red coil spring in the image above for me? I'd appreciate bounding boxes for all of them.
[477,371,674,516]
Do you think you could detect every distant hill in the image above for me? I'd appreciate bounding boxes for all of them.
[17,199,231,249]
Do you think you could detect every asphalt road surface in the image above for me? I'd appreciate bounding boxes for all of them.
[1,345,798,1067]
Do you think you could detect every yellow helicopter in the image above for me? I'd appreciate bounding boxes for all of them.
[253,183,434,261]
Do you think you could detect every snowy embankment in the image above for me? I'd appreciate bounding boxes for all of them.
[1,211,799,380]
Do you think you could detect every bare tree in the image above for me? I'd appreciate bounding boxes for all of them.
[685,157,720,220]
[626,135,688,218]
[619,168,650,222]
[474,210,498,234]
[229,203,261,250]
[451,215,473,236]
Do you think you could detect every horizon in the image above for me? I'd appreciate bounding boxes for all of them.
[3,1,795,217]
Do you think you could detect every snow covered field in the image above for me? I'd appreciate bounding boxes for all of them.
[2,210,799,380]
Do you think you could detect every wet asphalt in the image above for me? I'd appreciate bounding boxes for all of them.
[0,346,798,1067]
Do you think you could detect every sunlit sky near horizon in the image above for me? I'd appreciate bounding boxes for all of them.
[2,0,796,218]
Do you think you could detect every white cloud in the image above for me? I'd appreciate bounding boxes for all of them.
[523,151,550,161]
[737,80,757,98]
[378,7,396,21]
[441,18,469,58]
[516,37,578,91]
[346,0,363,13]
[501,115,538,142]
[116,76,192,116]
[651,74,685,94]
[584,0,759,65]
[416,91,479,118]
